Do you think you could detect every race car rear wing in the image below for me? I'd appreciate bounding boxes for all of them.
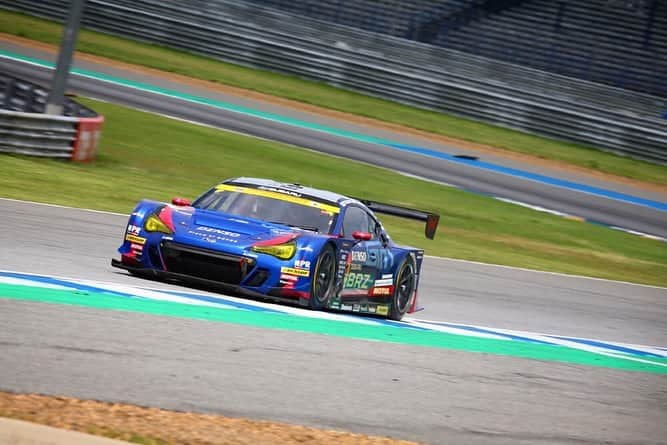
[355,199,440,240]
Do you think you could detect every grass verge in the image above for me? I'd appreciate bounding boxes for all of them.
[0,9,665,185]
[0,97,665,286]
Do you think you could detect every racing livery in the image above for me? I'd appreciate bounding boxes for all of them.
[112,178,439,320]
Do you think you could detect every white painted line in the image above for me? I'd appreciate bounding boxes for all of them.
[610,226,666,241]
[410,318,667,359]
[495,197,568,217]
[0,276,70,290]
[78,280,241,309]
[404,319,509,340]
[611,341,667,358]
[590,350,667,368]
[0,197,126,216]
[423,255,667,289]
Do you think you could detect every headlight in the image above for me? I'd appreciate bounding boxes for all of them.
[251,241,296,260]
[144,214,173,234]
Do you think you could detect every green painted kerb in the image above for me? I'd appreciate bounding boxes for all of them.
[1,283,666,374]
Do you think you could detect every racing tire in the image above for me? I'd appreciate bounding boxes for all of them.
[309,244,336,310]
[388,257,417,321]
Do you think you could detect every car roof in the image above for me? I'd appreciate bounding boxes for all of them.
[224,177,355,207]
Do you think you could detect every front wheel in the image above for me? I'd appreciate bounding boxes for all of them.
[389,258,416,321]
[309,244,336,310]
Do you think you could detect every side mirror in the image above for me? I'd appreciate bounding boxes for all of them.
[171,197,191,206]
[352,231,372,241]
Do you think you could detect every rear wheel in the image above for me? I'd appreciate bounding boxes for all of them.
[309,244,336,310]
[389,258,416,321]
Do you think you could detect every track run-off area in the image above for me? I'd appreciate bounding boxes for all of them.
[1,198,666,444]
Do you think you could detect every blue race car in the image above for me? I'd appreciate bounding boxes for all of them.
[111,177,439,320]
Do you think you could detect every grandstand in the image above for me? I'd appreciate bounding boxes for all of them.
[244,0,666,97]
[438,0,667,96]
[240,0,452,37]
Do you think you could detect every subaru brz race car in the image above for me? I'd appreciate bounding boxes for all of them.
[112,178,439,320]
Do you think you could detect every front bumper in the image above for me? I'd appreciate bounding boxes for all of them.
[111,258,303,305]
[111,258,263,297]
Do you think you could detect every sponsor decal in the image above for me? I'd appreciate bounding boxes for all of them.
[130,242,143,259]
[297,246,314,252]
[294,260,311,270]
[257,185,302,197]
[196,226,240,237]
[329,300,341,310]
[382,274,393,279]
[343,272,372,289]
[376,305,389,316]
[125,234,146,245]
[126,224,141,235]
[367,305,377,314]
[337,250,350,280]
[188,230,238,244]
[352,304,360,312]
[360,304,369,313]
[342,289,369,296]
[270,228,293,235]
[281,267,309,277]
[216,184,340,214]
[279,273,299,287]
[351,251,367,262]
[374,278,393,287]
[371,286,393,296]
[341,304,353,311]
[348,263,363,271]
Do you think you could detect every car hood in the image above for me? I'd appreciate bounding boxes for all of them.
[171,207,299,248]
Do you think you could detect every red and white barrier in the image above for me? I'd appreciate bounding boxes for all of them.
[71,115,104,162]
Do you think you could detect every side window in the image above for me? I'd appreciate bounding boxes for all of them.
[368,215,381,238]
[342,207,375,238]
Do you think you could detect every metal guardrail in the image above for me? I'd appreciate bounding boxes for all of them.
[0,75,103,161]
[0,109,103,161]
[3,0,665,163]
[0,111,78,158]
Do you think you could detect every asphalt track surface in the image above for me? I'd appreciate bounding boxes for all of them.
[1,199,666,444]
[0,40,666,239]
[1,40,666,444]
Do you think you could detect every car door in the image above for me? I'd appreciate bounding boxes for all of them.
[339,206,381,296]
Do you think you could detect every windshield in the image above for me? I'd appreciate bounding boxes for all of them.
[193,185,339,234]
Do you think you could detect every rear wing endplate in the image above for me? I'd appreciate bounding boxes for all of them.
[355,199,440,239]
